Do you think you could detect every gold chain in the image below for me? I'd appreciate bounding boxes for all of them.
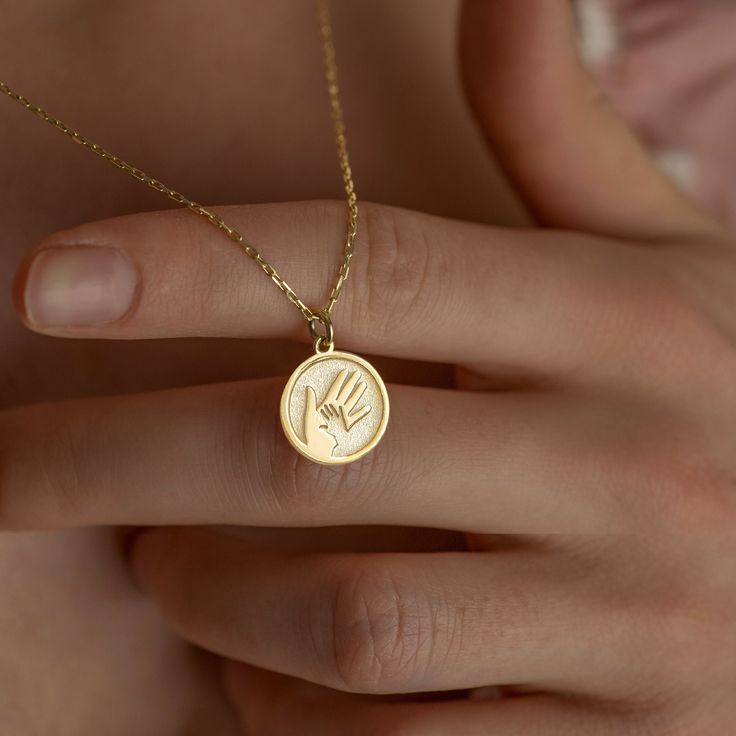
[0,0,357,335]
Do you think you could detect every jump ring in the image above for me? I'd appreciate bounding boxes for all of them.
[308,310,334,352]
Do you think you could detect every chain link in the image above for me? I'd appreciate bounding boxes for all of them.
[0,0,357,328]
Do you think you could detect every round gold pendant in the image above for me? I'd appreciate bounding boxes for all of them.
[280,349,389,465]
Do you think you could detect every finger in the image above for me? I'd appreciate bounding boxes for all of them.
[323,368,349,408]
[0,378,647,534]
[224,665,625,736]
[338,370,361,405]
[132,528,646,695]
[344,401,369,428]
[306,385,318,416]
[345,380,367,414]
[335,371,360,405]
[13,201,694,380]
[459,0,721,239]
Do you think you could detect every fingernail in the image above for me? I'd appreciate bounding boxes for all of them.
[24,246,138,328]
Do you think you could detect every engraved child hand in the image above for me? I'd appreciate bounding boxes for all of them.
[318,369,371,431]
[302,385,338,459]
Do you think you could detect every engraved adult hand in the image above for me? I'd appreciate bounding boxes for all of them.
[318,369,371,431]
[5,2,736,735]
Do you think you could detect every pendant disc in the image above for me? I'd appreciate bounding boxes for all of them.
[280,350,389,465]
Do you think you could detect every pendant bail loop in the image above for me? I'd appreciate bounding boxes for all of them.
[308,310,334,353]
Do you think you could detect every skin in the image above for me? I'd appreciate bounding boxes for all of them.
[0,1,494,733]
[2,1,736,735]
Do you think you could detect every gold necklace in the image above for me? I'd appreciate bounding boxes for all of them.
[0,0,389,466]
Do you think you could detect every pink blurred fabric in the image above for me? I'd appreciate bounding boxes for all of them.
[580,0,736,226]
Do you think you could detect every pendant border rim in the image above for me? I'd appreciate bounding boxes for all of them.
[280,350,390,465]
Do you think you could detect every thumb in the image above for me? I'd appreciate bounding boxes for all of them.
[305,386,319,422]
[458,0,719,240]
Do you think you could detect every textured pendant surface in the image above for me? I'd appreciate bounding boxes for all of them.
[280,350,389,465]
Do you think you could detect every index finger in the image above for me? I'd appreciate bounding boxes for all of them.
[14,199,684,376]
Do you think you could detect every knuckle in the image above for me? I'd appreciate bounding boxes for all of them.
[222,383,346,518]
[310,562,436,692]
[653,455,732,539]
[630,272,697,349]
[268,440,345,515]
[351,203,438,341]
[636,265,736,379]
[662,474,734,541]
[227,381,399,524]
[206,383,280,518]
[267,419,395,521]
[617,418,734,538]
[621,269,736,537]
[625,560,735,694]
[648,598,733,691]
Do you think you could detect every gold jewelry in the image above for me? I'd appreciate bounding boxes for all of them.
[0,0,388,465]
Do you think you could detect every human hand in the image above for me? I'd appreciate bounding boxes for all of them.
[5,2,736,735]
[0,2,470,733]
[304,385,339,458]
[302,369,372,461]
[318,369,371,432]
